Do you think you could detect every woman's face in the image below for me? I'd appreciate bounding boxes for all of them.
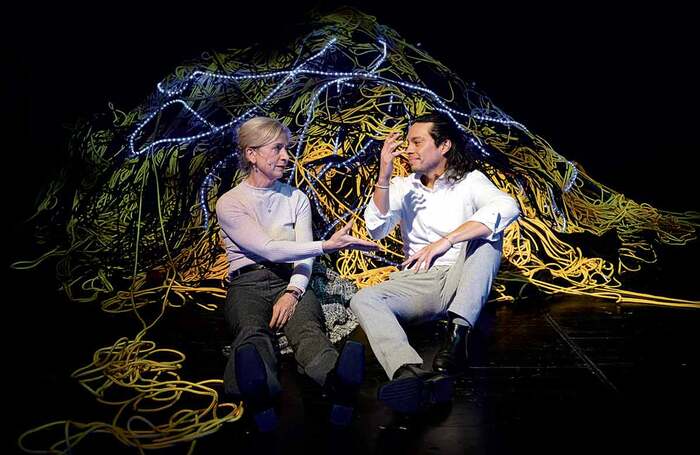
[249,133,290,181]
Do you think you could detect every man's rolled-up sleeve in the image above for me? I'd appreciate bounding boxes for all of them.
[364,176,404,240]
[466,171,520,242]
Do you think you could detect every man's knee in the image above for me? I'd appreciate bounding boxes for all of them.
[350,287,379,314]
[470,239,502,260]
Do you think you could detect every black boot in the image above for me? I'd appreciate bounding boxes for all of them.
[325,340,365,426]
[377,364,454,414]
[432,322,470,375]
[234,343,278,432]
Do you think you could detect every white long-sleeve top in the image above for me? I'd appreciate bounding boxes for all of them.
[216,180,324,292]
[364,170,520,267]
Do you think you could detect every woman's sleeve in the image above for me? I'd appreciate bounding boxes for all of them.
[216,195,324,263]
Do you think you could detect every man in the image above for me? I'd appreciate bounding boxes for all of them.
[350,112,520,413]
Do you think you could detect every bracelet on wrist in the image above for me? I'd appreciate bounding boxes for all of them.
[441,235,454,247]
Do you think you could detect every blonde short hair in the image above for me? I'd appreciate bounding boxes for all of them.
[237,117,291,174]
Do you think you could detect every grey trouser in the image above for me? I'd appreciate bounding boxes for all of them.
[223,268,338,396]
[350,239,502,379]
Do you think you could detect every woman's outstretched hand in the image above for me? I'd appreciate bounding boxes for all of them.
[322,220,379,253]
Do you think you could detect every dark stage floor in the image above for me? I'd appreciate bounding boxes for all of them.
[9,242,699,455]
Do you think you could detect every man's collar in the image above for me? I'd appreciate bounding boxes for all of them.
[411,171,451,188]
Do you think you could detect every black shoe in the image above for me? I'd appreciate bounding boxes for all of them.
[432,322,470,375]
[378,364,454,414]
[235,343,278,432]
[326,340,365,426]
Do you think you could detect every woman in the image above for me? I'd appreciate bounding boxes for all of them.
[216,116,377,430]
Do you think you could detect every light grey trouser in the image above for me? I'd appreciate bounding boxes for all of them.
[350,238,502,379]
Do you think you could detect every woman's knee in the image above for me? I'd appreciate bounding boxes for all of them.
[235,323,274,344]
[285,312,325,339]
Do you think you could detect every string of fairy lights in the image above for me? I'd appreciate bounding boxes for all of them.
[131,36,528,234]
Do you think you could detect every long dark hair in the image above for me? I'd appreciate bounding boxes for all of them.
[412,112,480,184]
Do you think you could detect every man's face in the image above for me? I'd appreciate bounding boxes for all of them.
[405,122,448,174]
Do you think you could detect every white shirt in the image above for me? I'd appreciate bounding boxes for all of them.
[364,170,520,267]
[216,180,324,292]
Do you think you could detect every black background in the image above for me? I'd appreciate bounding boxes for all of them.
[7,1,698,222]
[4,1,698,452]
